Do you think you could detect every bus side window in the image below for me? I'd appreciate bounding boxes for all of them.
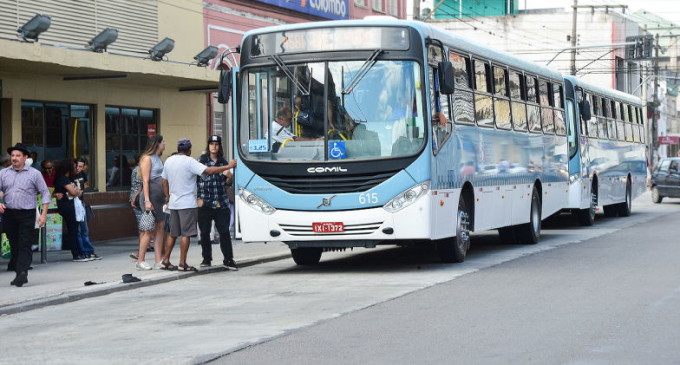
[553,83,566,135]
[588,94,599,138]
[493,65,511,130]
[578,89,588,136]
[450,52,474,125]
[539,80,554,134]
[509,70,527,131]
[431,64,453,154]
[473,59,494,128]
[526,76,541,133]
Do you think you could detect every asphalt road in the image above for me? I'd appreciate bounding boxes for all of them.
[1,194,679,364]
[217,200,680,364]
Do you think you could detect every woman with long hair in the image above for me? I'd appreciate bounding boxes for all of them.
[135,135,167,270]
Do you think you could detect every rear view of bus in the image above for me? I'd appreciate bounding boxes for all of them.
[234,21,435,265]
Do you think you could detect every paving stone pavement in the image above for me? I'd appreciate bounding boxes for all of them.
[0,236,290,315]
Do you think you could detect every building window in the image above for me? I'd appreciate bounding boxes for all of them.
[372,0,384,12]
[355,0,367,6]
[212,93,233,159]
[387,0,399,16]
[105,106,158,189]
[21,101,94,187]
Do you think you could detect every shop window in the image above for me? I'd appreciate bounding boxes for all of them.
[21,101,94,187]
[105,106,158,189]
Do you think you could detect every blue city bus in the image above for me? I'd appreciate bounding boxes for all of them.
[228,19,570,265]
[563,76,647,224]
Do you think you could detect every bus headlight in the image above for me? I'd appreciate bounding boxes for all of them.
[239,188,276,215]
[383,181,430,213]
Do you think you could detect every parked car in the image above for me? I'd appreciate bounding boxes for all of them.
[651,157,680,203]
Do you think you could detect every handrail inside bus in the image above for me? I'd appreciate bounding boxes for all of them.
[271,54,309,95]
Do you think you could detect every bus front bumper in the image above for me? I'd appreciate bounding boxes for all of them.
[237,195,433,244]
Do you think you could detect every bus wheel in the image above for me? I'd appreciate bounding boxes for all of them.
[651,186,663,204]
[576,192,596,226]
[498,227,517,244]
[616,182,632,217]
[516,187,541,245]
[603,205,617,217]
[437,196,471,263]
[290,247,322,265]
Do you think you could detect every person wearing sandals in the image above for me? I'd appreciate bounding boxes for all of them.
[135,135,166,270]
[160,138,236,272]
[197,135,238,270]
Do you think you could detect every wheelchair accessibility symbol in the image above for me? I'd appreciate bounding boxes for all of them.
[329,141,346,159]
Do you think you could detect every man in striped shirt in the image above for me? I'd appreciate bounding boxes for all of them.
[0,143,51,287]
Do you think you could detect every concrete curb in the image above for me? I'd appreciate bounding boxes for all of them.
[0,252,291,316]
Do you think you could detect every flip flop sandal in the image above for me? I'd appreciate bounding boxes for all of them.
[160,261,177,271]
[177,263,197,272]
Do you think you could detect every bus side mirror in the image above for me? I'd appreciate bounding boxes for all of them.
[218,69,232,104]
[438,61,455,95]
[579,99,591,121]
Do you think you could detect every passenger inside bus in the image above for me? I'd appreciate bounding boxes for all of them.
[293,95,324,139]
[268,106,323,153]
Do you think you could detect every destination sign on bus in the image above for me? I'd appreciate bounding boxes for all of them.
[250,27,409,57]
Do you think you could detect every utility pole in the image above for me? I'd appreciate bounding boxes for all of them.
[570,0,578,75]
[651,33,660,160]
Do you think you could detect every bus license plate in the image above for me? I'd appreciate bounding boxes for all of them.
[312,222,344,233]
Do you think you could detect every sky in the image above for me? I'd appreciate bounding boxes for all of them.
[524,0,680,24]
[412,0,680,25]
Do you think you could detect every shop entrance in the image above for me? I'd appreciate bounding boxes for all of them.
[21,101,93,181]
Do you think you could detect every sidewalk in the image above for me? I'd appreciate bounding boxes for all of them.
[0,236,291,315]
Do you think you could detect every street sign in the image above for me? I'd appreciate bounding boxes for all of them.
[658,136,679,145]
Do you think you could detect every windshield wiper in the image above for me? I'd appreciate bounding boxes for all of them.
[271,54,309,96]
[342,49,383,95]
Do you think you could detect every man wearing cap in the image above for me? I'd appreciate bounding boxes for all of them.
[0,143,51,287]
[161,138,236,272]
[197,135,238,270]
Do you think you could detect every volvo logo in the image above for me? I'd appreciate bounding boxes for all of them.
[307,166,348,173]
[317,195,337,209]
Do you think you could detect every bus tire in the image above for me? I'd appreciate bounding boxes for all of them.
[498,227,517,244]
[651,186,663,204]
[290,247,322,265]
[603,205,617,217]
[515,187,541,245]
[576,192,596,226]
[616,181,632,217]
[437,196,471,263]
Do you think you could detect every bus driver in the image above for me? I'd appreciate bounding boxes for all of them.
[268,107,323,153]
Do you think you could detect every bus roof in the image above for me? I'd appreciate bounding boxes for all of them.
[241,19,563,81]
[564,75,643,106]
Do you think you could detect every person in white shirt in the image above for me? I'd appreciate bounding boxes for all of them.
[160,138,236,272]
[270,107,297,144]
[269,107,323,147]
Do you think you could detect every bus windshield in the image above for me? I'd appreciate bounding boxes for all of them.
[239,60,425,162]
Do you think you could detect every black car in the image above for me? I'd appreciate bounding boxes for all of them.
[651,157,680,203]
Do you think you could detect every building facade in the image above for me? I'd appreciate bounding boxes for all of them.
[0,0,218,240]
